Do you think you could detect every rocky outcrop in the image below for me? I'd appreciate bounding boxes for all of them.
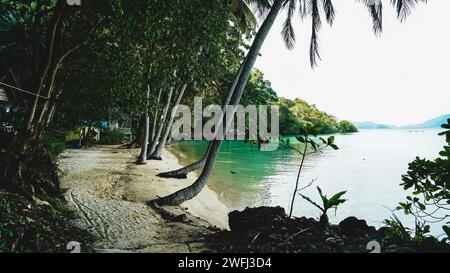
[338,217,377,237]
[207,206,450,253]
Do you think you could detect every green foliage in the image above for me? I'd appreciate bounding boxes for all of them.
[299,187,347,225]
[278,97,355,135]
[0,128,63,196]
[281,123,339,153]
[282,123,339,218]
[0,222,15,252]
[0,193,92,253]
[241,72,358,136]
[41,133,66,161]
[395,119,450,244]
[241,70,278,106]
[338,120,358,133]
[99,130,125,145]
[383,215,413,243]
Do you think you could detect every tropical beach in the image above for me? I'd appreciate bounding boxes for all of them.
[59,146,229,252]
[1,0,449,259]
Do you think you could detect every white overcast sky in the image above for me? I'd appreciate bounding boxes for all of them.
[254,0,450,126]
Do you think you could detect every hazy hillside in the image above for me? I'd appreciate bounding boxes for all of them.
[353,114,450,130]
[402,114,450,129]
[352,121,394,130]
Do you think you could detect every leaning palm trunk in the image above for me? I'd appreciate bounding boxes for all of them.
[137,86,151,164]
[157,65,244,179]
[148,86,174,157]
[150,83,187,160]
[157,149,208,179]
[151,89,163,143]
[149,0,283,205]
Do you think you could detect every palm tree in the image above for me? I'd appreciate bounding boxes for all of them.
[149,0,427,206]
[147,83,174,157]
[137,86,151,164]
[150,83,188,160]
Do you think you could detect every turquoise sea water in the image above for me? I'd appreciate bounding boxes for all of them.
[169,129,446,233]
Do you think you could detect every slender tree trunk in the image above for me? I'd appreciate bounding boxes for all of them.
[150,89,162,143]
[147,85,174,158]
[22,3,65,153]
[137,85,151,164]
[150,83,187,160]
[45,104,57,126]
[26,4,64,133]
[44,88,63,127]
[34,62,61,130]
[289,142,308,218]
[157,64,244,179]
[148,0,284,206]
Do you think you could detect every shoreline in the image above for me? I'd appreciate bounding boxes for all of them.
[165,145,243,211]
[60,145,230,252]
[125,147,230,229]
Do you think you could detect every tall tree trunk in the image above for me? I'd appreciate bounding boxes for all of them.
[289,142,308,218]
[147,85,174,158]
[26,3,64,133]
[149,83,187,160]
[34,62,61,130]
[21,3,65,155]
[148,0,283,205]
[44,88,63,127]
[157,65,244,179]
[150,89,162,143]
[137,85,151,164]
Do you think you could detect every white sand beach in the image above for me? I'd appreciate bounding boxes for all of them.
[59,145,229,253]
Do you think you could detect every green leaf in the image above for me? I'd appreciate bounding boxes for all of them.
[317,186,328,206]
[327,136,335,144]
[299,193,324,212]
[296,136,306,143]
[443,225,450,238]
[329,144,339,150]
[327,191,347,209]
[309,139,317,150]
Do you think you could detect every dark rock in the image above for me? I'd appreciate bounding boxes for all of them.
[338,217,376,237]
[228,206,286,232]
[156,172,188,179]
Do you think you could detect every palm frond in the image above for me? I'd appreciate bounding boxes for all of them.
[309,0,322,67]
[298,0,308,19]
[357,0,383,35]
[391,0,427,22]
[245,0,273,18]
[322,0,336,26]
[281,0,297,50]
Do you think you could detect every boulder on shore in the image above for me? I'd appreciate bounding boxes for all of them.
[338,216,377,237]
[228,206,286,232]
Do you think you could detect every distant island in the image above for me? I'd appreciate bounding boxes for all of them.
[352,121,393,130]
[353,114,450,130]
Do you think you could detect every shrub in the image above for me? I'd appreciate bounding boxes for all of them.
[42,134,66,161]
[0,131,64,197]
[99,129,125,145]
[393,119,450,244]
[338,120,358,133]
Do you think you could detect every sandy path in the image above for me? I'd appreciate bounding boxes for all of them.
[59,146,229,253]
